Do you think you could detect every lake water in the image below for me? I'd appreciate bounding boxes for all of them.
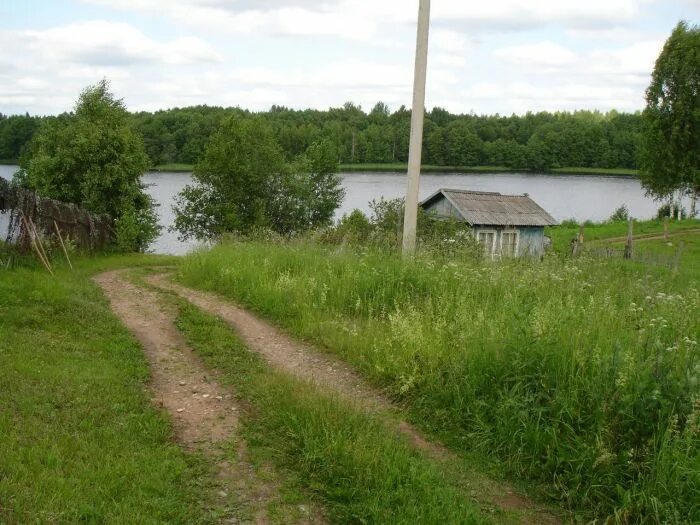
[0,164,664,255]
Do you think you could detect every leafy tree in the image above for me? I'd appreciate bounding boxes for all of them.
[174,116,286,239]
[640,21,700,210]
[3,102,646,173]
[19,80,159,252]
[268,139,345,234]
[369,102,390,124]
[0,114,39,161]
[174,117,344,240]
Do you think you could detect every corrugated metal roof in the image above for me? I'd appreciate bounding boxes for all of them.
[420,188,558,227]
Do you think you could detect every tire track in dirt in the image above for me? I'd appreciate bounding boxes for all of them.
[94,270,324,525]
[147,272,564,525]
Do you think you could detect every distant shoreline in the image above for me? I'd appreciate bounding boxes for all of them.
[3,160,640,178]
[150,162,640,178]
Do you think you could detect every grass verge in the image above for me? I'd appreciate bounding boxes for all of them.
[339,163,515,173]
[550,167,638,176]
[150,163,195,172]
[340,164,639,176]
[150,162,640,177]
[0,258,213,523]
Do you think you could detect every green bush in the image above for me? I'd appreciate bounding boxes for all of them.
[174,118,344,240]
[19,80,159,252]
[610,204,631,222]
[317,197,481,261]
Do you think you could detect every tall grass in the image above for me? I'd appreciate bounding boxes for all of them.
[176,300,491,525]
[179,242,700,522]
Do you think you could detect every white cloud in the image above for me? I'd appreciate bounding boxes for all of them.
[461,81,642,113]
[1,0,682,116]
[494,42,577,68]
[0,21,221,114]
[466,38,664,113]
[431,29,471,66]
[492,39,663,82]
[83,0,654,38]
[23,21,221,66]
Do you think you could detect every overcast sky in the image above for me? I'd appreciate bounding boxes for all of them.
[1,0,698,116]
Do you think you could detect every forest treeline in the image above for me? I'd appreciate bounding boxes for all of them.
[1,103,641,171]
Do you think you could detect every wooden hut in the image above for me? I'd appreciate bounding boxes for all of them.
[420,188,557,257]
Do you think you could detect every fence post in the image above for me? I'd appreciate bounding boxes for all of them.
[673,241,685,273]
[571,223,584,256]
[624,218,633,259]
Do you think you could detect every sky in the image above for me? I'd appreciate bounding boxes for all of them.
[1,0,698,117]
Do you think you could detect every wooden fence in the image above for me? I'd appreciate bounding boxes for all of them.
[583,244,684,271]
[0,178,114,252]
[571,219,685,271]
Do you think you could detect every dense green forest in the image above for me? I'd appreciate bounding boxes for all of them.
[0,104,642,171]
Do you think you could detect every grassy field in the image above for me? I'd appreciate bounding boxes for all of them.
[550,167,638,176]
[0,255,218,524]
[3,220,698,523]
[178,240,700,522]
[547,219,700,254]
[339,163,515,173]
[607,231,700,277]
[0,254,528,524]
[341,164,639,176]
[173,297,498,524]
[150,163,195,172]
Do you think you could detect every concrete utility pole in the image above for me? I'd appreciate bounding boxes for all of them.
[402,0,431,256]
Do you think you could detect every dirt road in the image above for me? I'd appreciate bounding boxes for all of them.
[94,270,323,525]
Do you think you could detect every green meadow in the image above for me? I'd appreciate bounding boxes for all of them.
[2,220,699,523]
[177,232,700,522]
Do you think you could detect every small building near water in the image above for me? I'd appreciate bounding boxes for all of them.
[420,188,558,257]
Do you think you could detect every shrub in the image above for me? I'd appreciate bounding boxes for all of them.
[317,197,481,260]
[610,204,630,222]
[656,203,688,220]
[559,218,580,228]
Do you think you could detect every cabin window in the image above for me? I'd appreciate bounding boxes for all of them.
[501,230,520,257]
[477,230,497,256]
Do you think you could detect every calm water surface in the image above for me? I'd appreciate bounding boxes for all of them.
[0,165,663,255]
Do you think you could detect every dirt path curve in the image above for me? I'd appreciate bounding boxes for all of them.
[148,273,564,525]
[592,228,700,245]
[94,270,323,525]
